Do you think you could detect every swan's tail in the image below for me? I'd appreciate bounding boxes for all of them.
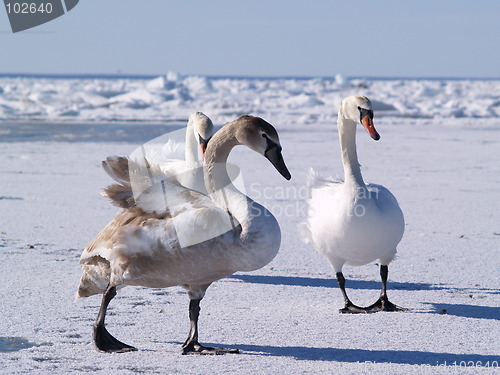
[298,221,313,245]
[300,168,342,246]
[76,259,111,298]
[298,168,319,245]
[307,167,342,190]
[101,156,136,208]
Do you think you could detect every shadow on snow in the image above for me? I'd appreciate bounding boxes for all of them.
[228,274,499,321]
[424,303,500,321]
[228,274,443,291]
[230,344,500,366]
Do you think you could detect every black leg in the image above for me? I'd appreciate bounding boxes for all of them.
[365,265,407,312]
[93,284,137,353]
[336,272,367,314]
[182,299,239,355]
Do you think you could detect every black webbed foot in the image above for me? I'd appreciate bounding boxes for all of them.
[339,301,368,314]
[182,340,239,355]
[93,324,137,353]
[365,297,407,313]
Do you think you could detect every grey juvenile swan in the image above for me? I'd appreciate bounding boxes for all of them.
[77,115,291,354]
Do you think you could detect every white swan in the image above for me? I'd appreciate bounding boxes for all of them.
[184,111,213,164]
[304,96,406,313]
[77,115,291,353]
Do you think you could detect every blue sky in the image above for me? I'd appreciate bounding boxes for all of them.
[1,0,499,78]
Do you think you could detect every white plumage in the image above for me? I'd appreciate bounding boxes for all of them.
[304,95,406,314]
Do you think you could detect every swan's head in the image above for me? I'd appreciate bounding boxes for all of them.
[188,112,214,161]
[234,115,291,180]
[340,96,380,141]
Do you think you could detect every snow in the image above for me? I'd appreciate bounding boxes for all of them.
[0,75,499,374]
[1,75,499,124]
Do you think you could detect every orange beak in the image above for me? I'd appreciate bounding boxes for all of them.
[361,115,380,141]
[200,143,207,163]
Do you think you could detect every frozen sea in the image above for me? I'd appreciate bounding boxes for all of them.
[0,74,499,374]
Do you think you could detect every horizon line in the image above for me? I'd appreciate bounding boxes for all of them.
[0,72,499,81]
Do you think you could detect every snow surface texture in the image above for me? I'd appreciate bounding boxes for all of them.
[0,76,499,374]
[1,74,500,124]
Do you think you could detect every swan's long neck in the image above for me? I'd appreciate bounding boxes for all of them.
[203,125,239,193]
[338,113,365,187]
[203,125,251,235]
[184,122,198,164]
[203,121,281,271]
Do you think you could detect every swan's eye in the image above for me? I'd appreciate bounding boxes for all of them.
[261,133,277,152]
[358,107,374,121]
[198,134,211,145]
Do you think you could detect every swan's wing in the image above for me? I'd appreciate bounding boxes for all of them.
[101,123,203,211]
[101,183,135,208]
[81,208,170,257]
[100,154,208,214]
[366,183,402,212]
[102,155,130,185]
[100,155,163,210]
[127,158,239,247]
[80,191,236,268]
[100,156,135,208]
[156,160,207,194]
[100,155,174,210]
[78,198,239,298]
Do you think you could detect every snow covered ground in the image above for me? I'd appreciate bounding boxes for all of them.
[0,75,499,374]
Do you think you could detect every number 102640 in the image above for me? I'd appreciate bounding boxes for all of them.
[5,2,53,14]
